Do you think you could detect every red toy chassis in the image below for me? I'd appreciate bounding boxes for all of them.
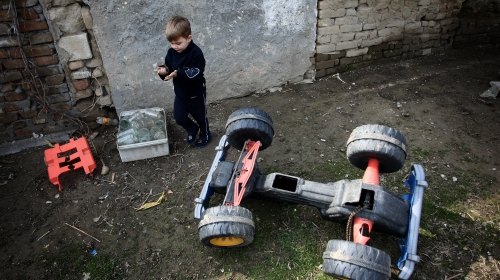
[194,108,427,280]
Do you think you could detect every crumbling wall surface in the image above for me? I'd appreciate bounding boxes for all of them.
[0,0,111,142]
[455,0,500,47]
[314,0,499,77]
[87,0,317,113]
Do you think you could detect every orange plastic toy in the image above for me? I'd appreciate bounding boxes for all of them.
[44,137,97,191]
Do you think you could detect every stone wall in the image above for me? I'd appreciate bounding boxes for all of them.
[313,0,500,78]
[0,0,498,143]
[0,0,110,142]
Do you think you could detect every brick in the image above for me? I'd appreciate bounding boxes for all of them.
[0,112,18,123]
[361,37,384,48]
[0,37,19,48]
[50,101,71,112]
[19,21,49,33]
[340,24,363,33]
[33,118,46,124]
[75,88,93,100]
[362,52,378,61]
[45,74,65,86]
[0,71,23,83]
[10,45,54,58]
[21,8,39,20]
[383,34,404,42]
[0,83,15,93]
[345,0,358,8]
[346,47,368,57]
[319,8,346,19]
[12,120,27,129]
[14,0,39,8]
[71,68,91,80]
[19,109,38,118]
[14,129,34,138]
[47,84,69,95]
[96,77,109,87]
[46,92,70,104]
[340,56,362,65]
[0,49,8,58]
[318,26,340,35]
[37,66,61,77]
[316,60,336,70]
[368,43,389,52]
[29,33,53,45]
[336,40,359,50]
[0,10,14,22]
[85,59,102,68]
[68,60,84,70]
[5,91,28,101]
[0,23,12,35]
[317,42,335,53]
[3,102,22,112]
[72,78,90,90]
[329,51,345,59]
[2,59,25,69]
[316,53,329,61]
[35,55,59,66]
[335,16,359,26]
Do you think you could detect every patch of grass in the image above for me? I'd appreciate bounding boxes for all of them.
[411,147,429,163]
[42,243,124,280]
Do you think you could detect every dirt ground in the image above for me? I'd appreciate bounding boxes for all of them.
[1,45,499,280]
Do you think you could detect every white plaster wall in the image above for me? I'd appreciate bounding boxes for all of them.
[88,0,317,113]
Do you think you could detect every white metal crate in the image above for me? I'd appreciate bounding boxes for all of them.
[117,107,169,162]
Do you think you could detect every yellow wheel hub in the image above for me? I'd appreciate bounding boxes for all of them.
[210,236,244,247]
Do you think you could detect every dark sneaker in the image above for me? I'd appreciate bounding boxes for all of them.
[196,134,212,148]
[186,135,197,145]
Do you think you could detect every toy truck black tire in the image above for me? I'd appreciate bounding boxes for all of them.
[225,108,274,150]
[322,240,391,280]
[346,124,407,173]
[198,206,254,247]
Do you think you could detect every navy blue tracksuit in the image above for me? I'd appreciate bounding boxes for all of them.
[159,40,210,141]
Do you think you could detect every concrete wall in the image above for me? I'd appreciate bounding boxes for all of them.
[88,0,318,113]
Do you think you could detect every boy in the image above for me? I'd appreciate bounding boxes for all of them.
[158,15,212,148]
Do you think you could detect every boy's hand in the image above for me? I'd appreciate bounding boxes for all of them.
[164,70,178,81]
[157,67,169,75]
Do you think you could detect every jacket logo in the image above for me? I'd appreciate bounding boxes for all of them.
[186,68,200,78]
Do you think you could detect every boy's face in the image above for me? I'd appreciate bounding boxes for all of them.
[169,35,192,53]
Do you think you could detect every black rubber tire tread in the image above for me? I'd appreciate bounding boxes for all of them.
[225,108,274,150]
[322,240,391,280]
[346,124,406,173]
[198,206,254,247]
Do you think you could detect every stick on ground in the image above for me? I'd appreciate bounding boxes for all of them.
[65,223,101,242]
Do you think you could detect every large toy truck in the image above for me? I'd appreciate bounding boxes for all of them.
[194,108,427,280]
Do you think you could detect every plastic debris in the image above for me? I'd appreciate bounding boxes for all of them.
[480,81,500,99]
[32,132,43,139]
[45,140,54,148]
[134,191,166,211]
[332,73,346,83]
[91,250,97,256]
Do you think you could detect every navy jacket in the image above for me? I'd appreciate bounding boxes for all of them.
[160,40,206,99]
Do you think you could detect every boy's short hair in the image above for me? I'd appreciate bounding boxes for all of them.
[165,15,192,41]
